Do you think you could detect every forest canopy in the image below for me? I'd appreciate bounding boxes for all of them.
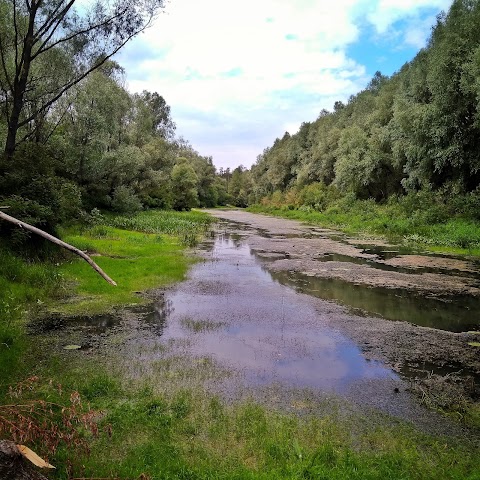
[245,0,480,215]
[1,0,480,247]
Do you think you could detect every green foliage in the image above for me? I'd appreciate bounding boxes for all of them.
[248,1,480,214]
[0,54,224,246]
[249,188,480,253]
[171,160,199,211]
[110,186,143,214]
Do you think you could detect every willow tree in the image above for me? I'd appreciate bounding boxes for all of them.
[0,0,165,158]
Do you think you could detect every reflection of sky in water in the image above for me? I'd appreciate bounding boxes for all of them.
[153,234,396,393]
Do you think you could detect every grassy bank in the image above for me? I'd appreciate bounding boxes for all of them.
[0,209,213,382]
[6,365,480,480]
[248,196,480,256]
[1,209,480,479]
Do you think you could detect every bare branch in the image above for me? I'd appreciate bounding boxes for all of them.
[34,0,75,40]
[0,211,117,286]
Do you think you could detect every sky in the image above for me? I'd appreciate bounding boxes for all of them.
[116,0,453,171]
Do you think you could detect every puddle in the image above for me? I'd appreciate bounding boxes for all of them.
[270,271,479,332]
[357,244,416,260]
[145,233,398,393]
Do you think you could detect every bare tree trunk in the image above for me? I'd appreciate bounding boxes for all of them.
[4,0,37,159]
[0,211,117,286]
[0,441,49,480]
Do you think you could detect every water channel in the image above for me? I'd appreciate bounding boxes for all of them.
[40,217,479,428]
[153,231,399,393]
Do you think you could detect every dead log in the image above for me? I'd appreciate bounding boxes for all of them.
[0,440,49,480]
[0,211,117,286]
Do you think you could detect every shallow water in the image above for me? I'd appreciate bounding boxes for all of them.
[147,232,397,393]
[271,270,480,332]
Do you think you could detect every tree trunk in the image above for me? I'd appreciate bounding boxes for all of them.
[4,2,36,158]
[0,441,49,480]
[0,211,117,286]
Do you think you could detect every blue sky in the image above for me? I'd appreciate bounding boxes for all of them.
[117,0,452,170]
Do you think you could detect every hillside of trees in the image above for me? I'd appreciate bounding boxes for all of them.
[240,0,480,220]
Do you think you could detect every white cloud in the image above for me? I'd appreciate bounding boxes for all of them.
[367,0,451,33]
[116,0,451,169]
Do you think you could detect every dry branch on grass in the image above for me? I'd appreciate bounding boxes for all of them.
[0,211,117,286]
[0,440,49,480]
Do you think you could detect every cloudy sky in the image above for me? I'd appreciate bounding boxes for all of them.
[117,0,452,170]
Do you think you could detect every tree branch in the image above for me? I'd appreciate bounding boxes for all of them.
[18,29,146,128]
[33,6,130,59]
[0,211,117,286]
[34,0,75,40]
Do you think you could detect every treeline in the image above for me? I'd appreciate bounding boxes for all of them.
[0,0,238,246]
[0,62,231,236]
[242,0,480,216]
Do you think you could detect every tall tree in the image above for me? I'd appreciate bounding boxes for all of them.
[0,0,165,158]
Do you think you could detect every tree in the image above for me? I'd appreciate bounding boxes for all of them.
[171,160,198,211]
[132,91,176,142]
[0,0,165,158]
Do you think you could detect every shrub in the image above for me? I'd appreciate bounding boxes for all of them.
[110,186,143,214]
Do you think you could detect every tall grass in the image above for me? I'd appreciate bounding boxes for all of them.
[0,245,65,388]
[103,209,214,246]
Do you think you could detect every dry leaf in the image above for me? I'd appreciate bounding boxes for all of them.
[17,444,56,469]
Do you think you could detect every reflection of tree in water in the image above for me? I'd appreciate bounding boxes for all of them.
[141,296,173,336]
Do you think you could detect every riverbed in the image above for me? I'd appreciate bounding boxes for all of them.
[38,210,480,438]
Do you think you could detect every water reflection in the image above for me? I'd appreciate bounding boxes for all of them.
[270,270,480,332]
[154,233,397,392]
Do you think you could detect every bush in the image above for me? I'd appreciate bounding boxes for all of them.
[110,186,143,214]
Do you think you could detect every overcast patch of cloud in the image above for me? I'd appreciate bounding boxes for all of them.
[117,0,453,169]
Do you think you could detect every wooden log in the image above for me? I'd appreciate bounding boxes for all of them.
[0,211,117,286]
[0,440,49,480]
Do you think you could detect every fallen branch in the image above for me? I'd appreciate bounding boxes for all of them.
[0,211,117,286]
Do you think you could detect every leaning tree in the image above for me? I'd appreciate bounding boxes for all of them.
[0,0,165,158]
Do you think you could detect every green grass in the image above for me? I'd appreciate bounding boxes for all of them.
[49,209,214,314]
[0,245,65,387]
[57,226,191,314]
[7,362,480,480]
[103,209,214,247]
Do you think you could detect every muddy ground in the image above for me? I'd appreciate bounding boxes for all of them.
[204,210,480,404]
